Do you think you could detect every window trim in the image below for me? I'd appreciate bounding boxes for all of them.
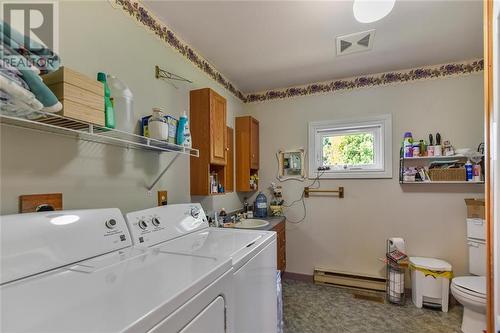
[308,114,392,179]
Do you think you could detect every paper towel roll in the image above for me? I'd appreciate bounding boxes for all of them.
[388,237,406,253]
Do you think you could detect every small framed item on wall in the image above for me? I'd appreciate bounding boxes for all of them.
[277,148,306,180]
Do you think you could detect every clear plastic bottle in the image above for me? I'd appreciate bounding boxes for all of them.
[107,75,134,133]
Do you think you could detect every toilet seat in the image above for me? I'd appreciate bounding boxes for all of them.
[451,283,487,307]
[451,276,486,299]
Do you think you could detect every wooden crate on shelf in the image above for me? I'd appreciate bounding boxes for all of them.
[41,67,105,127]
[429,168,466,181]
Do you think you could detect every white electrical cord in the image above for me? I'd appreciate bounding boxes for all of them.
[281,170,324,224]
[273,151,325,224]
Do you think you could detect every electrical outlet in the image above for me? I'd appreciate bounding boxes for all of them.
[157,191,168,206]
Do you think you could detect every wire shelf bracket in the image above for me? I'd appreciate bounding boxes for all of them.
[155,65,192,89]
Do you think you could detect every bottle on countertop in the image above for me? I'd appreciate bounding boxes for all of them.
[243,197,249,213]
[219,208,227,225]
[254,192,268,218]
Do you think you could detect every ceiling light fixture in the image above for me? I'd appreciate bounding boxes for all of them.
[353,0,396,23]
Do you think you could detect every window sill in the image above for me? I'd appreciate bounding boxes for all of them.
[309,170,393,179]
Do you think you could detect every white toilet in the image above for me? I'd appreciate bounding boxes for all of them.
[450,218,487,333]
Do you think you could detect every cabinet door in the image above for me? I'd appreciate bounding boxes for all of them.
[250,118,259,169]
[225,127,234,192]
[210,92,227,165]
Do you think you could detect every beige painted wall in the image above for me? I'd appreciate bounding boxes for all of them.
[245,74,484,277]
[0,1,244,215]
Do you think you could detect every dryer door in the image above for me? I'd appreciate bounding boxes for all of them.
[180,297,225,333]
[150,296,225,333]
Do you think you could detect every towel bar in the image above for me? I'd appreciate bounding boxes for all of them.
[304,186,344,198]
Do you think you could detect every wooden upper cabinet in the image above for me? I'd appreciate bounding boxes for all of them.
[250,118,259,169]
[236,116,260,192]
[210,92,227,165]
[190,88,228,196]
[225,126,234,192]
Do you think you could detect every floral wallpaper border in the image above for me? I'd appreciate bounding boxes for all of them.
[116,0,483,104]
[245,59,484,103]
[115,0,247,102]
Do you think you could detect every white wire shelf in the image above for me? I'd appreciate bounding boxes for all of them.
[400,154,483,161]
[0,110,199,157]
[400,180,485,184]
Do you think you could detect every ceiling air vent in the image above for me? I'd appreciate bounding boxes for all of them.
[336,29,375,56]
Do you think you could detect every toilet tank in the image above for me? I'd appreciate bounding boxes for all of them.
[466,218,486,276]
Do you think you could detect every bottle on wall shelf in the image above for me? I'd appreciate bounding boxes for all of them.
[97,72,115,129]
[107,75,134,133]
[176,111,192,148]
[148,108,169,141]
[465,159,473,182]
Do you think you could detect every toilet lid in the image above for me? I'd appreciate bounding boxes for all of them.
[452,276,486,297]
[409,257,452,271]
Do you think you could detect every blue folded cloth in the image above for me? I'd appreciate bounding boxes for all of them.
[0,59,29,90]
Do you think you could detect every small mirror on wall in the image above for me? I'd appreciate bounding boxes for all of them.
[278,149,306,180]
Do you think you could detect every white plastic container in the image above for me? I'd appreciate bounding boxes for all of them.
[107,75,135,134]
[410,257,452,312]
[466,218,486,240]
[148,108,168,141]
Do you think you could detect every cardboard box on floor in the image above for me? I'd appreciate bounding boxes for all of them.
[464,198,485,219]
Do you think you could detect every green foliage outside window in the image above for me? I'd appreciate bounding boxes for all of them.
[322,133,374,166]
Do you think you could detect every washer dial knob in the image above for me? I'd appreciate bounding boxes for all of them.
[138,220,148,230]
[151,217,161,227]
[105,219,117,229]
[191,207,200,218]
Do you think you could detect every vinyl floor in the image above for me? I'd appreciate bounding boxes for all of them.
[282,279,463,333]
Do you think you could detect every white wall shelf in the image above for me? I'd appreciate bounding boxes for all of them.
[0,111,199,157]
[399,151,484,185]
[0,111,199,191]
[400,154,483,161]
[400,181,485,184]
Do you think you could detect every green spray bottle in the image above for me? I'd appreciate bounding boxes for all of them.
[97,72,115,129]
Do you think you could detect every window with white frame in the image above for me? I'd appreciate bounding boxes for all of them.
[308,115,392,178]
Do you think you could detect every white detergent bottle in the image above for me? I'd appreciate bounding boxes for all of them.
[107,75,135,134]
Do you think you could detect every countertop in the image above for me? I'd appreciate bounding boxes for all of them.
[231,216,285,231]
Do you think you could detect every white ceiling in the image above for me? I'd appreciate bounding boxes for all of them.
[144,1,483,93]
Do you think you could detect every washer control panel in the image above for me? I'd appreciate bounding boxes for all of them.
[125,204,208,247]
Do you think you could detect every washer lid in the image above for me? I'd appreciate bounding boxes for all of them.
[409,257,452,271]
[154,227,276,270]
[453,276,486,296]
[1,249,231,332]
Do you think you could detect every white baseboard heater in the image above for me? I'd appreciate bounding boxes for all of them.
[314,267,386,292]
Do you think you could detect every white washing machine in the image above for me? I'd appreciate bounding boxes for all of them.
[125,203,278,333]
[0,209,233,332]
